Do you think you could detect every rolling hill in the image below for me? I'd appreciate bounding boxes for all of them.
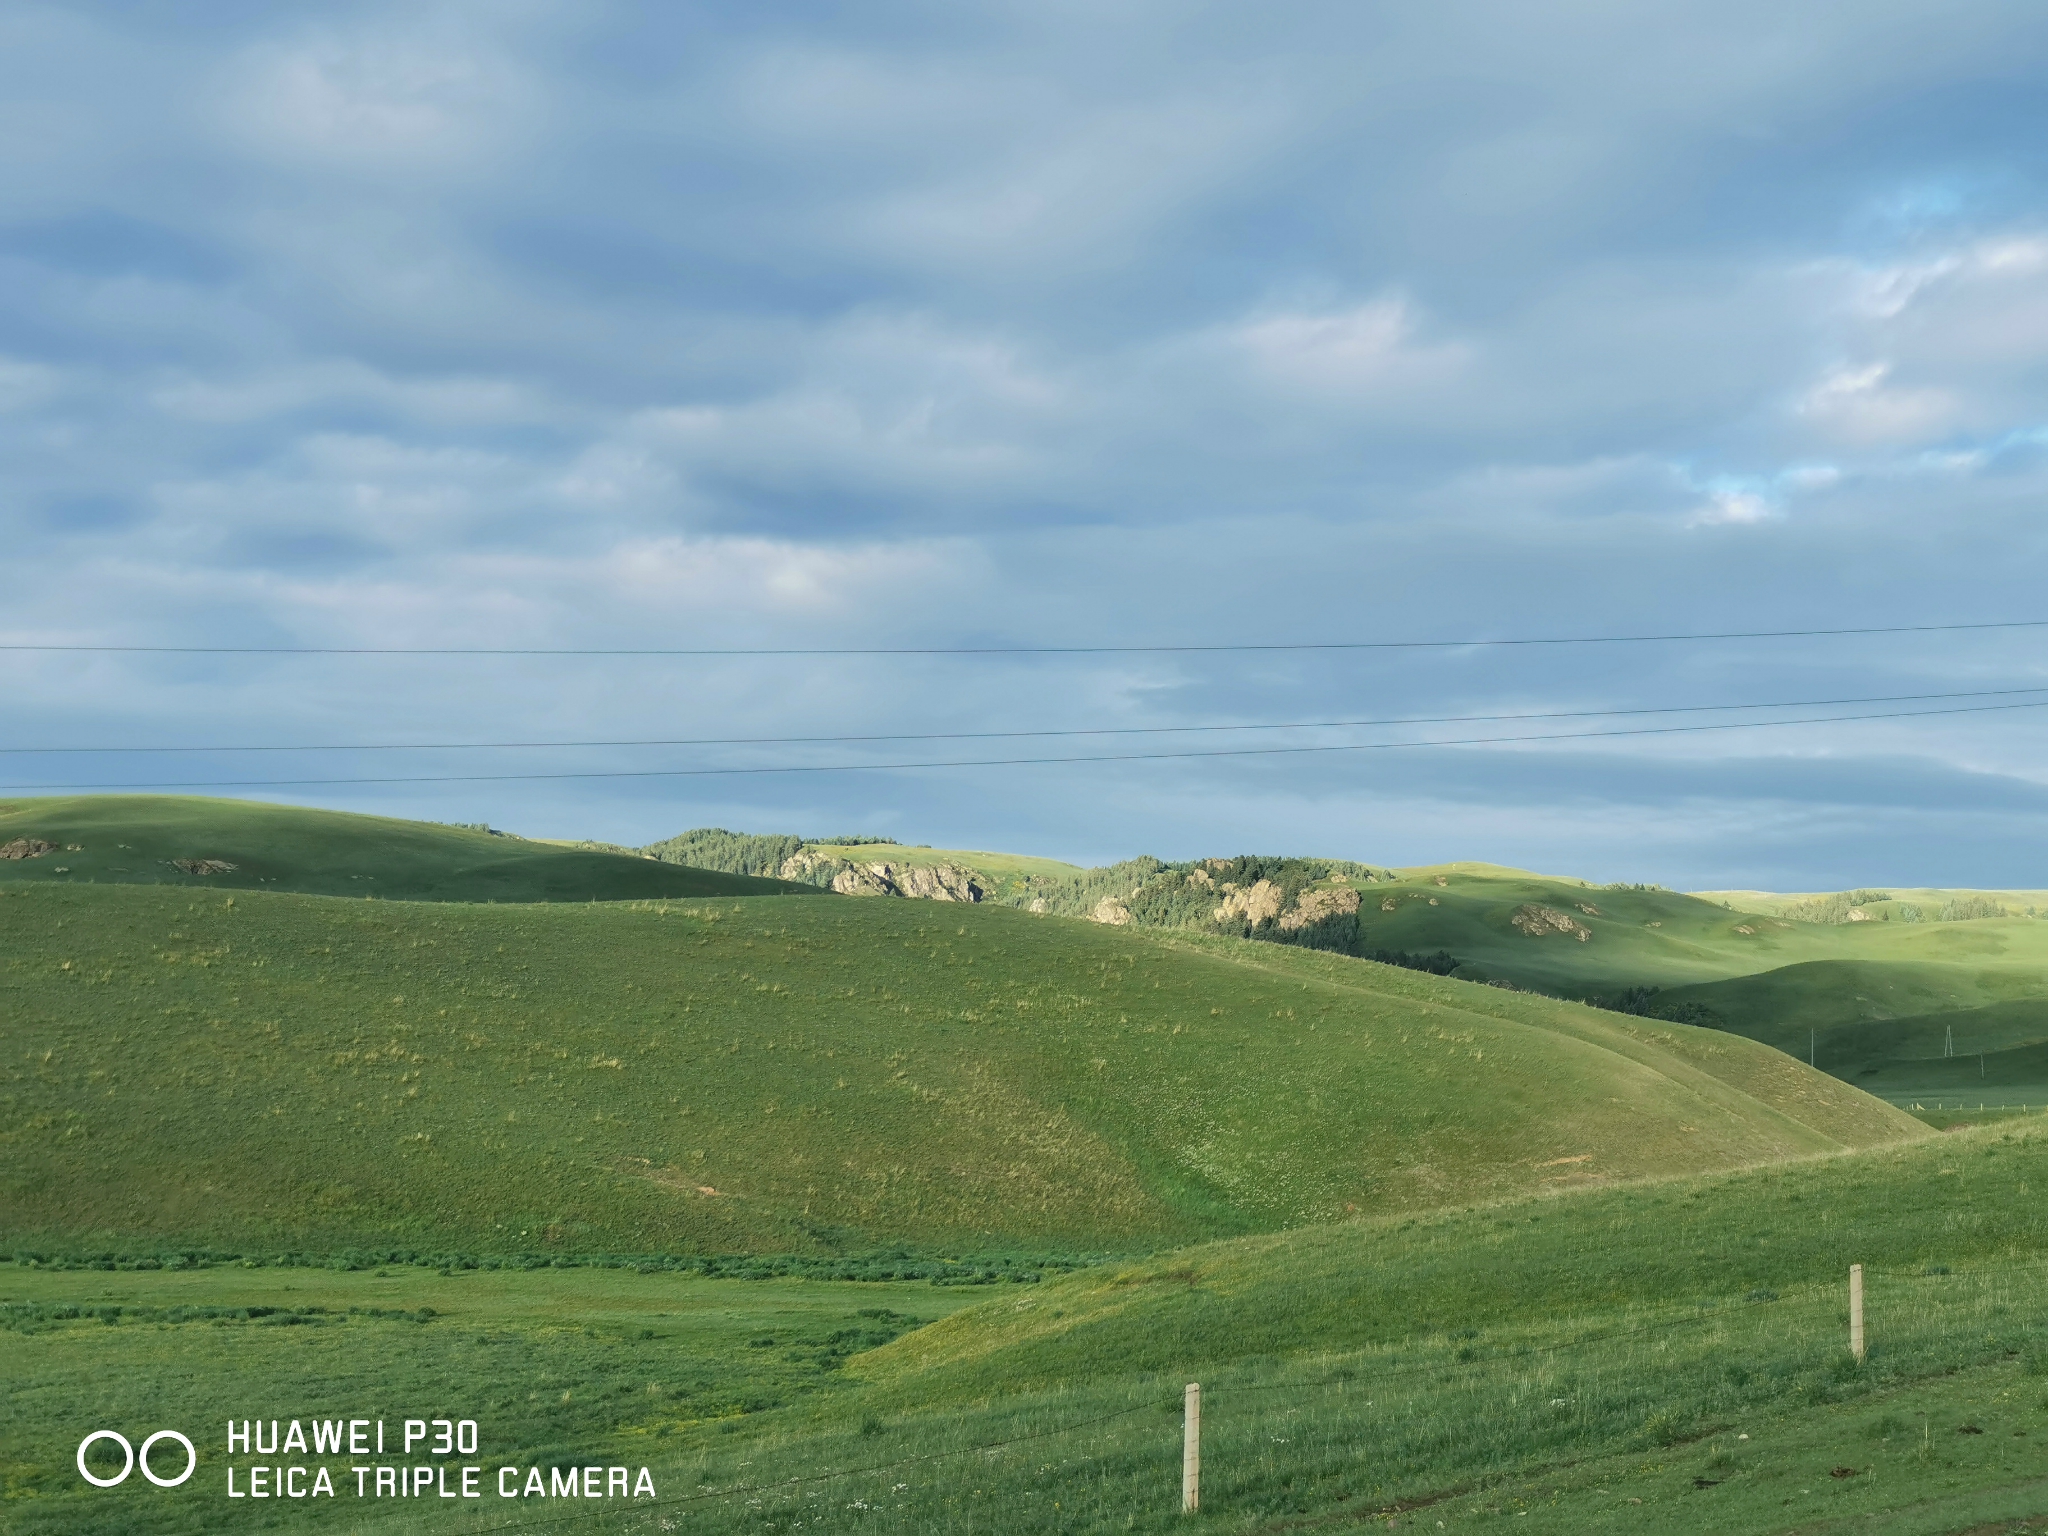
[0,875,1922,1260]
[1334,865,2048,1111]
[0,795,811,902]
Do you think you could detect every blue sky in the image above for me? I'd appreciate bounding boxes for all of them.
[6,1,2048,888]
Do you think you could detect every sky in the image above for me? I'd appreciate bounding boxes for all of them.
[6,0,2048,889]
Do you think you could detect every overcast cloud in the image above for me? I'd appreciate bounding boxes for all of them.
[6,0,2048,887]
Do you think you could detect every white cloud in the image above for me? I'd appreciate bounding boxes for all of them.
[1795,361,1959,446]
[220,28,531,172]
[1231,298,1469,395]
[1687,488,1775,526]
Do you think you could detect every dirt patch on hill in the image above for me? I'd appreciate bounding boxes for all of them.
[0,838,58,860]
[618,1158,736,1197]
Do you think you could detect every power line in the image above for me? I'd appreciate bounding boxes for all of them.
[2,617,2046,658]
[4,696,2042,792]
[7,684,2046,756]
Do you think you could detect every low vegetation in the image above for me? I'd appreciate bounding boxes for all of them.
[7,1117,2047,1533]
[2,876,1919,1258]
[0,797,810,902]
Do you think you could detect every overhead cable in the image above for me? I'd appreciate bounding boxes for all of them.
[3,696,2042,792]
[1,617,2045,659]
[6,684,2045,756]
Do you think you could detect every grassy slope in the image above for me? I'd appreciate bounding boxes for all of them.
[0,1264,988,1536]
[0,883,1920,1257]
[801,1118,2048,1534]
[1699,886,2048,916]
[0,796,811,902]
[1352,865,2048,1104]
[5,1119,2041,1535]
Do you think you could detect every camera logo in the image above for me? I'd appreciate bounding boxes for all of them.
[77,1429,197,1488]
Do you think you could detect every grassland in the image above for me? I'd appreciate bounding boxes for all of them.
[1345,865,2048,1111]
[1,876,1921,1258]
[1700,886,2048,918]
[8,1117,2048,1534]
[10,798,2043,1532]
[0,797,811,902]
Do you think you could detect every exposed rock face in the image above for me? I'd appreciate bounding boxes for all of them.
[777,849,843,883]
[826,861,985,902]
[170,858,237,876]
[776,848,984,902]
[1279,883,1361,931]
[1511,903,1591,942]
[0,838,57,860]
[1213,878,1285,926]
[1847,907,1872,922]
[1186,867,1214,889]
[1028,897,1048,914]
[1089,896,1133,925]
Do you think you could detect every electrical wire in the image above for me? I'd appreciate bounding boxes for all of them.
[3,695,2043,792]
[2,616,2045,658]
[7,683,2047,755]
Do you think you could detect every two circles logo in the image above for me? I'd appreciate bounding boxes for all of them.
[77,1430,196,1488]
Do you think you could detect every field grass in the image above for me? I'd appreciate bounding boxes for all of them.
[10,1118,2048,1534]
[0,797,811,902]
[0,1262,990,1535]
[1700,886,2048,918]
[1,878,1921,1259]
[1346,865,2048,1111]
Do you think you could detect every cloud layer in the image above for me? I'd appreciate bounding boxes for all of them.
[6,0,2048,886]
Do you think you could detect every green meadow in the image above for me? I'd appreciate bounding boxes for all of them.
[0,797,808,903]
[8,796,2048,1534]
[9,1118,2048,1534]
[2,878,1918,1258]
[1349,864,2048,1108]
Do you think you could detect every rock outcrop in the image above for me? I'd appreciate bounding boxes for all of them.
[1089,897,1133,925]
[1213,878,1286,927]
[1511,903,1591,942]
[0,838,57,860]
[773,845,989,902]
[1280,883,1361,930]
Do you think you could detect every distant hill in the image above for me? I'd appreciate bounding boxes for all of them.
[644,827,2048,1117]
[1304,865,2048,1114]
[0,796,814,903]
[0,881,1921,1258]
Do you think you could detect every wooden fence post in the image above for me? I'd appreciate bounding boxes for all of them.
[1183,1382,1200,1514]
[1849,1264,1865,1361]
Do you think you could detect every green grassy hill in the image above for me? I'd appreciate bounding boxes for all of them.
[0,879,1922,1259]
[1336,865,2048,1112]
[0,796,810,902]
[1699,885,2048,919]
